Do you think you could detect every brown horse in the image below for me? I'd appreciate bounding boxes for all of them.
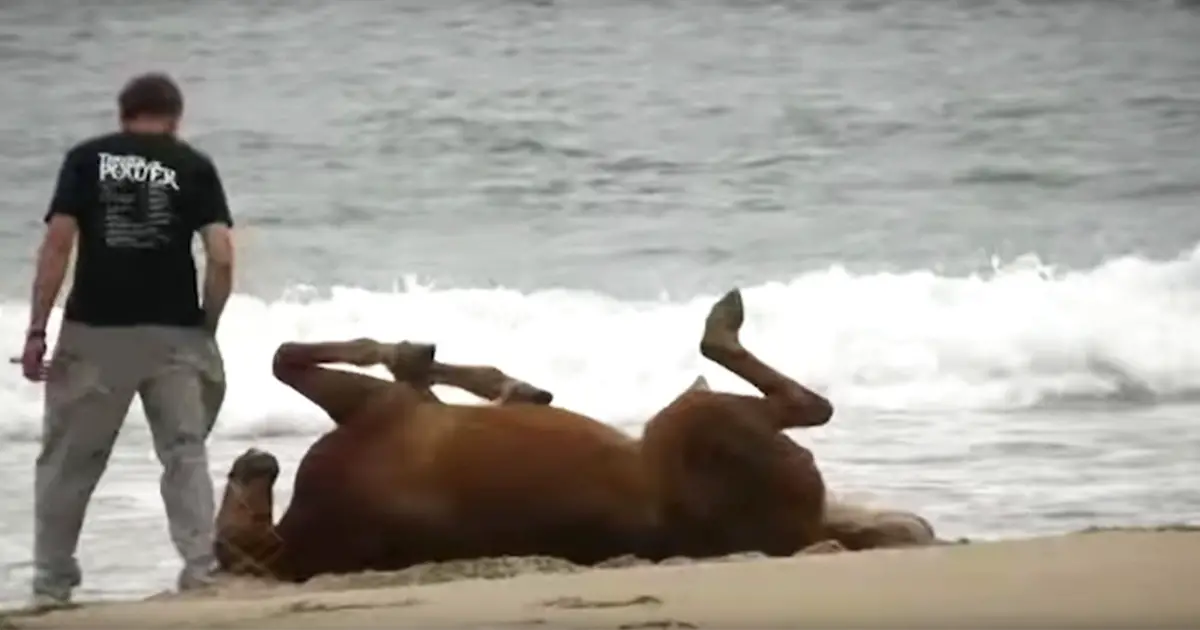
[214,289,932,582]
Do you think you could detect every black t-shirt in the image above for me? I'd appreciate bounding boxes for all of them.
[46,131,233,327]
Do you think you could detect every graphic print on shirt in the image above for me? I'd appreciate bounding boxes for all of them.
[97,152,180,249]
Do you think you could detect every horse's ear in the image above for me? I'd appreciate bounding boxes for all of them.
[687,375,711,392]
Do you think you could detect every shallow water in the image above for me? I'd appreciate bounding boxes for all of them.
[1,0,1199,604]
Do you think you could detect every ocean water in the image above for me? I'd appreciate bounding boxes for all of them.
[2,0,1200,605]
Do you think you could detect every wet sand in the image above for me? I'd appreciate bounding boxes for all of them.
[3,527,1197,629]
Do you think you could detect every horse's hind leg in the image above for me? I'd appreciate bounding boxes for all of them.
[641,291,834,557]
[429,362,554,405]
[273,339,436,425]
[690,290,831,552]
[700,289,833,428]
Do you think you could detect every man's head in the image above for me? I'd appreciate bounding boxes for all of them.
[117,72,184,135]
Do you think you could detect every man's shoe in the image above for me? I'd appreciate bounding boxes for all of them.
[27,591,77,613]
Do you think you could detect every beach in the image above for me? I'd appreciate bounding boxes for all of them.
[4,528,1195,624]
[3,528,1196,629]
[3,0,1200,608]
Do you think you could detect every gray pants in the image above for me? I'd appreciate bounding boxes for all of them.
[32,321,226,600]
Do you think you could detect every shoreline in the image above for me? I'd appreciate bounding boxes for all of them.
[4,526,1197,629]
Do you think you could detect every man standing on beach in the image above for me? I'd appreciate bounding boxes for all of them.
[18,72,235,608]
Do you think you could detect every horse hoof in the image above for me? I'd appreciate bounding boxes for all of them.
[700,288,745,359]
[498,380,554,405]
[387,341,437,381]
[229,448,281,483]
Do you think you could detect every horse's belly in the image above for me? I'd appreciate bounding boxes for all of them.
[424,408,655,553]
[288,414,656,568]
[437,417,644,511]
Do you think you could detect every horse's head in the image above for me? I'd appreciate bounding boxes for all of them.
[821,497,938,550]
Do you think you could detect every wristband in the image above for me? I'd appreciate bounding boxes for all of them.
[26,329,46,340]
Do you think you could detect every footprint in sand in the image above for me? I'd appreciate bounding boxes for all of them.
[617,621,698,629]
[540,594,663,610]
[278,597,423,615]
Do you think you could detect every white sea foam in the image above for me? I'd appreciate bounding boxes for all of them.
[3,245,1199,441]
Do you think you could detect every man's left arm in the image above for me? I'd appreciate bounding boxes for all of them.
[28,149,84,335]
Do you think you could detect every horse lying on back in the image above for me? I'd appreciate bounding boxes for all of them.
[215,289,935,582]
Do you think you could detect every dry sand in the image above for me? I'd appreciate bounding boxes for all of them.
[3,527,1197,629]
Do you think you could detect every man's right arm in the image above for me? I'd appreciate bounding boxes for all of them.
[28,148,85,337]
[195,159,234,334]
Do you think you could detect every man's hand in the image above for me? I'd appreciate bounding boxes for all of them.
[202,309,220,336]
[20,332,48,382]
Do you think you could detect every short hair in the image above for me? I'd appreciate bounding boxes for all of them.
[117,72,184,121]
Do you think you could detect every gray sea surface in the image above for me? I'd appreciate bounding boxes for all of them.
[1,0,1199,605]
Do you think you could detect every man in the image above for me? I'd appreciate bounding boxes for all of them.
[19,72,235,608]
